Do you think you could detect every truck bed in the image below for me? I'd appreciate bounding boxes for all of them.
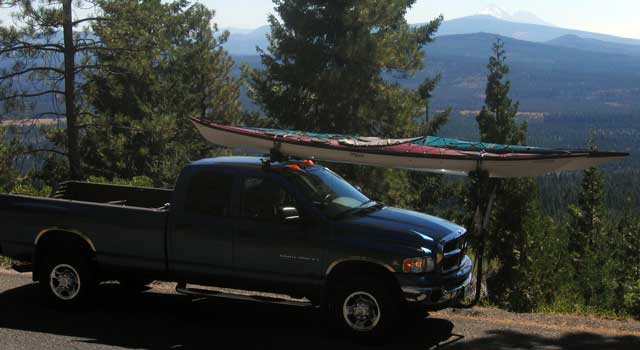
[51,181,173,209]
[0,181,172,275]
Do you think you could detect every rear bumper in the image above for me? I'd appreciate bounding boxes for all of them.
[398,255,473,310]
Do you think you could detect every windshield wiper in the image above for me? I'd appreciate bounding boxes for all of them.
[358,199,377,207]
[333,200,383,219]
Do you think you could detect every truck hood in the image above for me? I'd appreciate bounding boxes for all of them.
[338,206,464,244]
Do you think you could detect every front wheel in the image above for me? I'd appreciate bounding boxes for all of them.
[40,253,94,307]
[328,279,399,338]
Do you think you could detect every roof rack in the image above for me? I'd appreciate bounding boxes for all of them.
[261,148,316,171]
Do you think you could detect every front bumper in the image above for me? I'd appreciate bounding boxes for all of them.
[399,255,473,310]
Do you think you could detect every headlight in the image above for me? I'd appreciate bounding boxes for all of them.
[402,256,435,273]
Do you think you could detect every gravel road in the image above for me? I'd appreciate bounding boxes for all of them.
[0,269,639,350]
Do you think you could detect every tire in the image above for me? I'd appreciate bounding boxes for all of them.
[40,251,94,307]
[328,277,400,339]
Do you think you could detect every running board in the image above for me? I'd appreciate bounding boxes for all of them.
[175,284,313,308]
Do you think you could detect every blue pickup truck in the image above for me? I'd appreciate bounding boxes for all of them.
[0,156,472,337]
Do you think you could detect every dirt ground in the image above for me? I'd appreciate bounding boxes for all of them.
[0,269,638,350]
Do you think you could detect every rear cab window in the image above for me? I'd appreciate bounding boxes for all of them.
[184,170,235,217]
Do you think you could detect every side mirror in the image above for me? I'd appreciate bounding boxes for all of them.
[278,206,300,221]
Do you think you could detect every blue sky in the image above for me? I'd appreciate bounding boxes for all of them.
[203,0,640,39]
[0,1,638,39]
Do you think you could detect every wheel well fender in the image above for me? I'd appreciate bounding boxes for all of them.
[324,260,401,300]
[33,229,96,282]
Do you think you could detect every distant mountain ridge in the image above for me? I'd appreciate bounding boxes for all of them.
[389,33,640,114]
[232,33,640,114]
[224,25,269,55]
[224,14,640,55]
[435,15,640,46]
[546,34,640,57]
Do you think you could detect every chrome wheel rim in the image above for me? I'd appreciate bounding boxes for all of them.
[49,264,81,300]
[342,291,381,332]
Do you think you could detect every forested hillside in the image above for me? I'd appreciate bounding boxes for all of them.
[438,113,640,216]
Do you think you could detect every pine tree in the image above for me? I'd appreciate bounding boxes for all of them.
[470,39,544,309]
[615,205,640,316]
[409,73,456,215]
[245,0,442,136]
[568,167,607,260]
[0,126,23,192]
[476,39,526,145]
[418,74,451,136]
[244,0,443,203]
[568,166,609,305]
[0,0,114,179]
[59,0,242,185]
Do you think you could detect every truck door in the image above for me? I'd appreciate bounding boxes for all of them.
[169,169,236,277]
[234,175,322,280]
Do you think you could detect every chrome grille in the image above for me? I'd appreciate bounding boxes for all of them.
[441,230,467,273]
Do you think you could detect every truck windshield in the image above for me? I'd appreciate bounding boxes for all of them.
[282,166,378,218]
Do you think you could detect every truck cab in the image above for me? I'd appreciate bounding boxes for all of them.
[168,157,473,335]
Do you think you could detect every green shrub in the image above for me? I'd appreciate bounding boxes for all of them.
[625,280,640,318]
[86,176,155,188]
[10,180,52,197]
[0,256,12,268]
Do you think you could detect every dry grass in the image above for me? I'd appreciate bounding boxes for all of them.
[0,256,12,268]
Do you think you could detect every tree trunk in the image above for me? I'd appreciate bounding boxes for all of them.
[62,0,81,179]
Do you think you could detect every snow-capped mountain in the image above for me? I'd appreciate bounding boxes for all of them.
[511,10,552,26]
[478,4,511,20]
[479,5,552,26]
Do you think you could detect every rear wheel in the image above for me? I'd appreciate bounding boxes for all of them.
[328,278,400,338]
[40,252,94,307]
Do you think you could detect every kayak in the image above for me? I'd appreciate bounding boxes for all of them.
[189,117,628,178]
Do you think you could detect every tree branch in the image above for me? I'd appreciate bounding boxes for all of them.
[72,17,109,26]
[33,112,66,118]
[0,67,65,80]
[74,38,101,46]
[75,45,141,53]
[0,90,65,101]
[22,148,68,157]
[77,111,101,118]
[74,64,124,73]
[0,42,65,55]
